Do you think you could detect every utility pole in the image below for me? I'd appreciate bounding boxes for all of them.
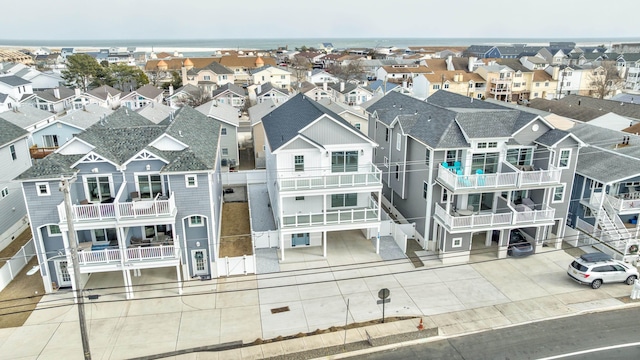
[60,176,92,360]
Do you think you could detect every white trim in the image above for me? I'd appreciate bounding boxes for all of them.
[47,224,62,237]
[83,174,114,202]
[553,183,566,203]
[396,133,401,151]
[452,237,462,248]
[0,187,8,199]
[35,182,50,196]
[189,215,204,227]
[557,148,571,168]
[185,174,198,188]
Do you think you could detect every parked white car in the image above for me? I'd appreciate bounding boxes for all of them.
[568,253,639,289]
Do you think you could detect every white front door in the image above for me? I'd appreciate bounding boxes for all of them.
[191,249,208,276]
[54,260,72,287]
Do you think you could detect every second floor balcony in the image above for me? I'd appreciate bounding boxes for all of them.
[281,197,379,229]
[434,203,555,233]
[77,243,179,268]
[278,163,382,192]
[437,164,562,192]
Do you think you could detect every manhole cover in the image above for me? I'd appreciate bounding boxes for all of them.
[270,306,290,314]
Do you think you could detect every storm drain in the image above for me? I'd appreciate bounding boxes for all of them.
[270,306,290,314]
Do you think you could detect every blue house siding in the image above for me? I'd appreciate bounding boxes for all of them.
[31,123,82,148]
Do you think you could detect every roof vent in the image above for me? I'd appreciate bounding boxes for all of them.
[179,130,183,137]
[125,108,129,115]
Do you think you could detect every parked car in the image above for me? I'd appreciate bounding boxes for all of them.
[567,253,639,289]
[507,229,534,257]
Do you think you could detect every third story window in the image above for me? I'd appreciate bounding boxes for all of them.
[10,145,16,160]
[558,149,571,168]
[294,155,304,171]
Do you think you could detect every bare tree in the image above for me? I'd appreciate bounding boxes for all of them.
[326,59,365,83]
[289,55,312,90]
[173,87,211,108]
[589,60,623,99]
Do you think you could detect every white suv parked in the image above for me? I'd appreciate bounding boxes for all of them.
[567,253,639,289]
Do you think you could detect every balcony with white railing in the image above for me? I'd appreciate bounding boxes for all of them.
[434,203,555,232]
[77,244,179,267]
[603,192,640,214]
[438,164,562,192]
[491,77,513,84]
[281,198,379,229]
[512,204,556,225]
[58,192,177,224]
[278,163,382,192]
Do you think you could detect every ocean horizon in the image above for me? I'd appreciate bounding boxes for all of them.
[1,37,640,53]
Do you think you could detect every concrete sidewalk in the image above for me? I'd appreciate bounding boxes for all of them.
[0,235,638,359]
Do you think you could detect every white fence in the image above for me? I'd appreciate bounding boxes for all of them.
[216,255,256,276]
[253,230,280,248]
[0,239,35,293]
[221,170,267,185]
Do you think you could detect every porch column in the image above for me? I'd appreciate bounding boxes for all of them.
[376,227,380,254]
[323,231,327,257]
[498,230,508,258]
[377,190,382,221]
[280,232,285,261]
[432,221,439,252]
[323,194,327,225]
[176,265,183,295]
[485,230,492,247]
[123,269,133,299]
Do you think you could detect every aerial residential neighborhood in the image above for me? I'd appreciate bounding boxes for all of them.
[2,29,640,359]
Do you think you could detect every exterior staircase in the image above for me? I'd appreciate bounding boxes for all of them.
[596,196,635,254]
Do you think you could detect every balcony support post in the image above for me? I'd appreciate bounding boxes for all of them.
[322,231,327,258]
[280,232,285,261]
[176,264,183,295]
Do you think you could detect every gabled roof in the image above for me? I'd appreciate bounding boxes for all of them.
[316,98,367,119]
[256,83,289,96]
[423,71,485,84]
[213,55,277,68]
[528,98,605,122]
[195,100,240,126]
[0,75,31,87]
[134,84,164,99]
[328,82,372,94]
[534,129,571,147]
[169,84,202,98]
[574,148,640,184]
[249,99,282,126]
[261,94,355,151]
[426,90,508,110]
[15,152,82,180]
[57,104,114,130]
[249,64,290,75]
[0,117,28,148]
[559,95,640,121]
[0,93,8,102]
[87,85,121,100]
[0,105,55,129]
[211,83,245,98]
[198,61,234,75]
[369,80,399,93]
[33,87,75,102]
[454,110,521,139]
[136,102,174,124]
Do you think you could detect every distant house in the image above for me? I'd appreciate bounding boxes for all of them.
[329,82,374,106]
[375,64,433,82]
[255,83,290,104]
[248,99,282,168]
[0,117,31,252]
[0,75,34,102]
[136,102,174,124]
[24,87,78,114]
[316,98,369,134]
[80,85,122,109]
[211,83,246,108]
[320,42,334,53]
[180,58,235,94]
[196,100,240,169]
[0,105,57,148]
[166,84,204,109]
[308,69,340,85]
[299,81,333,102]
[120,84,164,110]
[212,55,277,83]
[249,65,291,89]
[0,93,17,112]
[61,48,75,60]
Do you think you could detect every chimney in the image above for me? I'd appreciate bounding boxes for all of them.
[323,81,327,91]
[446,55,454,71]
[340,82,345,92]
[257,84,262,94]
[468,56,477,72]
[53,87,60,99]
[169,85,174,96]
[74,88,81,97]
[402,80,407,89]
[181,66,187,85]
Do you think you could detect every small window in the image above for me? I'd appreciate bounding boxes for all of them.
[383,156,388,167]
[444,83,449,89]
[0,187,8,198]
[553,184,565,203]
[558,149,571,168]
[185,175,198,188]
[354,123,361,130]
[396,133,401,151]
[478,142,487,149]
[222,148,229,156]
[10,145,16,161]
[295,196,305,200]
[488,142,497,148]
[452,238,462,248]
[47,225,61,237]
[425,149,430,166]
[294,155,304,172]
[395,164,399,180]
[433,84,440,90]
[441,188,449,203]
[221,128,227,136]
[385,128,389,142]
[423,181,428,199]
[189,216,204,227]
[36,182,50,196]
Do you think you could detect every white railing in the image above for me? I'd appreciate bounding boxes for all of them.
[434,204,512,230]
[282,202,379,228]
[278,164,382,191]
[59,192,176,222]
[602,196,633,240]
[437,165,518,190]
[78,244,178,265]
[519,167,562,186]
[606,193,640,213]
[513,204,556,225]
[0,239,35,293]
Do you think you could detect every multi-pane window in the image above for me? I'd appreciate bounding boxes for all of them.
[190,216,203,227]
[221,128,227,136]
[42,135,59,147]
[506,148,533,166]
[222,148,229,156]
[395,164,399,180]
[553,184,565,203]
[137,174,162,199]
[48,225,61,236]
[396,133,401,151]
[331,193,357,207]
[423,181,428,199]
[471,152,499,174]
[10,145,16,160]
[0,187,7,198]
[558,149,571,168]
[385,128,389,142]
[86,176,111,202]
[445,150,461,166]
[331,151,358,172]
[294,155,304,171]
[185,175,197,188]
[36,182,50,196]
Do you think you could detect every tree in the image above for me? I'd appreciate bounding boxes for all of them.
[62,54,101,92]
[590,61,623,99]
[161,71,182,90]
[289,55,312,90]
[326,60,365,83]
[173,87,211,108]
[109,63,148,91]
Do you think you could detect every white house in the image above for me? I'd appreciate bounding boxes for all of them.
[249,65,292,90]
[120,84,164,110]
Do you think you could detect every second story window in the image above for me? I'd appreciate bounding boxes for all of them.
[396,133,401,151]
[294,155,304,171]
[137,174,162,199]
[185,175,198,188]
[221,128,227,136]
[385,128,389,142]
[332,151,358,172]
[86,176,112,202]
[10,145,16,161]
[558,149,571,168]
[1,187,8,199]
[445,150,461,166]
[506,148,532,166]
[36,182,50,196]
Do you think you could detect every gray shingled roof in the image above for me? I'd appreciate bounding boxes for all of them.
[534,129,570,147]
[559,95,640,121]
[328,82,372,94]
[575,148,640,184]
[134,84,164,99]
[136,102,174,124]
[528,98,605,122]
[58,104,114,129]
[78,126,165,165]
[0,75,31,87]
[256,83,289,96]
[426,90,508,110]
[202,61,234,75]
[248,99,281,126]
[0,117,28,148]
[211,83,245,98]
[87,85,121,100]
[0,106,54,129]
[84,107,153,131]
[454,110,520,139]
[14,153,81,180]
[33,87,75,102]
[0,93,7,102]
[261,93,351,150]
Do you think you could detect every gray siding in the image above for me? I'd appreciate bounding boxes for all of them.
[513,118,551,145]
[219,126,239,166]
[302,116,364,146]
[0,138,31,243]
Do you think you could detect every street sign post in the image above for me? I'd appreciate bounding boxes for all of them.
[377,288,391,323]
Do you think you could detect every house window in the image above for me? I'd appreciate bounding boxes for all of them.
[331,193,357,207]
[488,142,497,148]
[433,84,440,90]
[355,123,361,130]
[222,148,229,156]
[0,187,7,199]
[384,156,388,167]
[385,128,389,142]
[185,175,198,188]
[441,188,449,203]
[86,176,112,202]
[10,145,16,160]
[42,135,59,148]
[445,150,461,166]
[558,149,571,168]
[535,82,540,87]
[331,151,358,172]
[425,149,430,166]
[471,152,499,174]
[47,225,61,237]
[452,238,462,248]
[294,155,304,171]
[189,216,204,227]
[395,164,399,180]
[221,128,227,136]
[553,184,565,203]
[203,75,211,81]
[444,83,449,89]
[506,148,532,166]
[396,133,401,151]
[137,174,162,199]
[478,142,487,149]
[295,196,304,200]
[36,182,50,196]
[423,181,428,199]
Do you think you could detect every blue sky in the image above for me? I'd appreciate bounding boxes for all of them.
[2,0,638,40]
